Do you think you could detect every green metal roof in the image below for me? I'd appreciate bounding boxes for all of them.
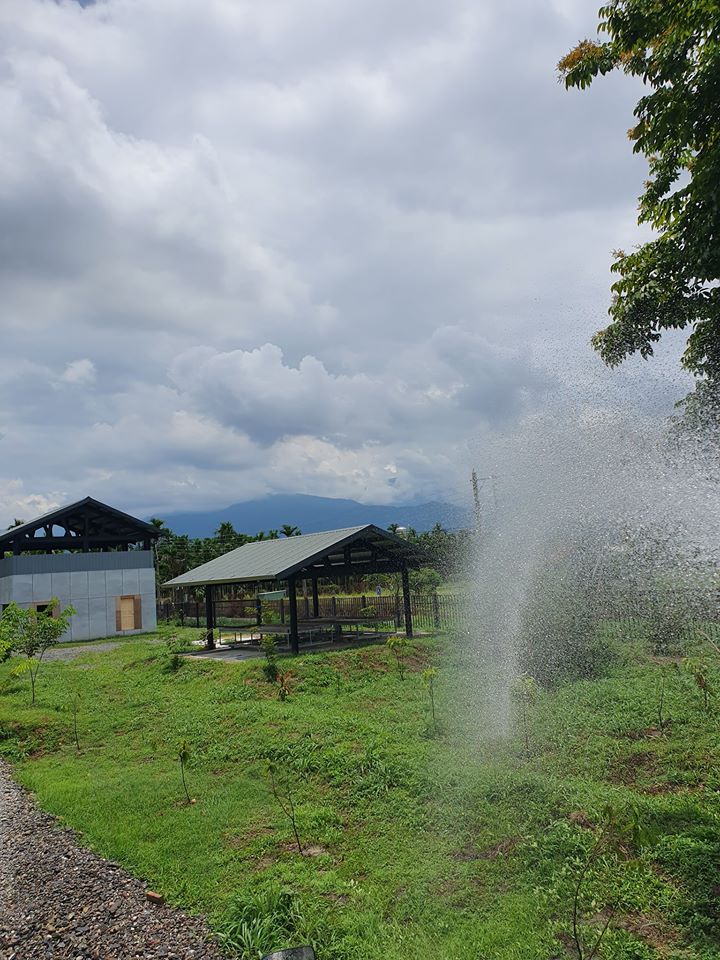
[164,524,429,587]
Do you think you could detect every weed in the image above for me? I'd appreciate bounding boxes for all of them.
[217,884,306,959]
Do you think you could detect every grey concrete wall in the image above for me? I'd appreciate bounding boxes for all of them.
[0,551,157,642]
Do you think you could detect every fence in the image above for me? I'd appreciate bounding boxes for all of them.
[156,592,468,633]
[156,586,720,647]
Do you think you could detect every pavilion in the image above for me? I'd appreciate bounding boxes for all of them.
[164,524,431,653]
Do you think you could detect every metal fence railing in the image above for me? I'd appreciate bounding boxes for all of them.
[156,588,720,645]
[156,593,468,633]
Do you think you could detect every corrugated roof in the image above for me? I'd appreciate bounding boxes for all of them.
[164,524,428,586]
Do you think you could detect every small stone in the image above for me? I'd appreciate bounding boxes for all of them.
[145,891,165,905]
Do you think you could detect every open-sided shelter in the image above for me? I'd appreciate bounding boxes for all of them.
[0,497,159,641]
[164,524,431,653]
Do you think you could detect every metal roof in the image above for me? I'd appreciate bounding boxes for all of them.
[164,524,429,587]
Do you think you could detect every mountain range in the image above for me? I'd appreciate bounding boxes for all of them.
[157,494,470,538]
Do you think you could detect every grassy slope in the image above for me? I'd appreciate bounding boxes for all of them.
[1,632,719,960]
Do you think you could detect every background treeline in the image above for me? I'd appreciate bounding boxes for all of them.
[152,518,470,595]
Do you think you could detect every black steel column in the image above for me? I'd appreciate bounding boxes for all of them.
[311,578,319,618]
[401,567,413,638]
[204,584,215,649]
[288,576,299,655]
[255,594,262,626]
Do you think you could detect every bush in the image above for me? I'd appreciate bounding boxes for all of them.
[647,596,691,656]
[518,571,616,687]
[0,635,12,664]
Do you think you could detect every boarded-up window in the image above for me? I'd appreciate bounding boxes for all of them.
[115,595,142,632]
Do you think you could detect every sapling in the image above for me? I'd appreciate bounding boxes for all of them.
[654,664,677,732]
[71,691,80,752]
[3,600,76,704]
[511,674,538,756]
[178,739,194,804]
[568,803,655,960]
[386,634,410,680]
[261,636,279,683]
[268,762,303,854]
[277,671,292,701]
[422,668,439,734]
[685,658,713,712]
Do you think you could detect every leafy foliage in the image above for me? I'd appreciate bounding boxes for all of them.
[559,1,720,399]
[1,600,75,703]
[518,559,615,686]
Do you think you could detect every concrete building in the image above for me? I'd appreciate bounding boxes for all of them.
[0,498,159,642]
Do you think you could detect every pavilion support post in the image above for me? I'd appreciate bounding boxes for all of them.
[255,594,262,626]
[401,567,413,638]
[204,585,216,650]
[288,576,299,655]
[311,578,319,618]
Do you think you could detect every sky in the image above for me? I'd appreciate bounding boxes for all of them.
[0,0,694,527]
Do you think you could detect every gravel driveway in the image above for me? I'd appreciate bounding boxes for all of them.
[0,762,224,959]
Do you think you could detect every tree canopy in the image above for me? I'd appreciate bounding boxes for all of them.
[559,1,720,384]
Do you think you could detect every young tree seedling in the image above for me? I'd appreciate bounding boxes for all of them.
[268,761,303,854]
[386,634,410,680]
[422,667,439,734]
[72,691,80,752]
[511,674,538,757]
[684,658,713,713]
[277,671,292,701]
[178,739,194,805]
[569,803,655,960]
[2,600,76,704]
[261,636,279,683]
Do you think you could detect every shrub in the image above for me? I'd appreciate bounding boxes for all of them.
[518,571,615,687]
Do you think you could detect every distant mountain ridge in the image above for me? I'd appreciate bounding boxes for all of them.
[156,494,470,538]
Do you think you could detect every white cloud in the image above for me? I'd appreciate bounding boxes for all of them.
[61,358,96,385]
[0,0,684,526]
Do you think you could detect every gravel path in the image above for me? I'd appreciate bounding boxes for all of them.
[0,762,224,959]
[43,642,121,663]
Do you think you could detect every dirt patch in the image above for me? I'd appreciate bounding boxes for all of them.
[568,810,595,830]
[608,750,660,786]
[638,782,689,796]
[45,642,121,663]
[616,726,667,741]
[616,912,682,955]
[325,892,350,905]
[453,836,520,861]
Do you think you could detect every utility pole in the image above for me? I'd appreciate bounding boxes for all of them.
[471,470,482,536]
[471,471,499,539]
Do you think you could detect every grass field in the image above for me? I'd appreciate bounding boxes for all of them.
[1,629,720,959]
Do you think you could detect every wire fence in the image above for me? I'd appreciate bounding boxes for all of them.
[156,587,720,645]
[156,593,468,633]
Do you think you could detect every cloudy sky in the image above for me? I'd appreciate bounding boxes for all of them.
[0,0,692,526]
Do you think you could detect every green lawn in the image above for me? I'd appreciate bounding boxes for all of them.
[1,630,719,959]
